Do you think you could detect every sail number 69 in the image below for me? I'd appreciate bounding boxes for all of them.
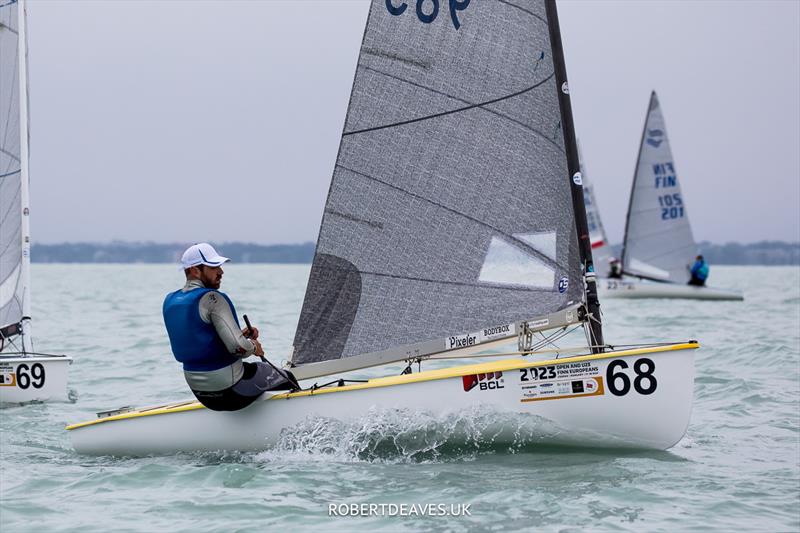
[16,363,46,389]
[606,358,657,396]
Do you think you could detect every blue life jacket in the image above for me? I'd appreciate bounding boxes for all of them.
[162,288,241,372]
[691,260,709,281]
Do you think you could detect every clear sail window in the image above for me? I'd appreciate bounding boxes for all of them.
[478,236,555,288]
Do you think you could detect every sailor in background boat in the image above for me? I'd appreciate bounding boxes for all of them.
[162,243,295,411]
[608,258,623,279]
[688,255,710,287]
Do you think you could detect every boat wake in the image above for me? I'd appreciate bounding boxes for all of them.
[254,406,565,464]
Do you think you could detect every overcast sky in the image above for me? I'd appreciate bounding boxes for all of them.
[23,0,800,245]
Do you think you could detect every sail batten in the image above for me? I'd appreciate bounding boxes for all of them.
[621,92,697,283]
[291,0,595,370]
[342,74,559,138]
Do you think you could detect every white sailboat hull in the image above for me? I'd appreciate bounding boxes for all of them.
[0,355,72,404]
[599,278,743,301]
[68,344,696,456]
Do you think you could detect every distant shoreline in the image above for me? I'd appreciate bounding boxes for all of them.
[30,240,800,266]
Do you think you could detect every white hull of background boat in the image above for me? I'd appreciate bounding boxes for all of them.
[599,279,743,301]
[0,355,72,404]
[68,343,696,456]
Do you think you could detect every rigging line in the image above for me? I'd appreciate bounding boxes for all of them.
[529,329,567,354]
[335,163,572,273]
[528,325,570,352]
[343,73,557,137]
[311,258,556,293]
[496,0,547,25]
[0,168,20,179]
[355,64,564,154]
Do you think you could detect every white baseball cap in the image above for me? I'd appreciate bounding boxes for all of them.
[180,243,230,270]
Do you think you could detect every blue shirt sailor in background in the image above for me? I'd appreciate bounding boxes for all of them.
[688,254,710,287]
[163,243,296,411]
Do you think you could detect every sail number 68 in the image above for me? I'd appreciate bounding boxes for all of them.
[606,358,657,396]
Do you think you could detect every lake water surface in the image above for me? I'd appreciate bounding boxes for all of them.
[1,265,798,532]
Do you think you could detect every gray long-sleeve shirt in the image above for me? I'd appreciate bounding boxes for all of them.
[181,279,256,391]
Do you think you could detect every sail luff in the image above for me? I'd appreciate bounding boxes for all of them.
[620,91,654,274]
[544,0,603,351]
[17,0,31,352]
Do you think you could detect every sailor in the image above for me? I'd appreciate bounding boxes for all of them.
[688,254,709,287]
[608,258,623,279]
[163,243,296,411]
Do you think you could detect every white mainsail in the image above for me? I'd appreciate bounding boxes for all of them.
[621,91,697,283]
[0,0,32,352]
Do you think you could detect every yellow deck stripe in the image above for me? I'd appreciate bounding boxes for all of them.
[66,341,698,431]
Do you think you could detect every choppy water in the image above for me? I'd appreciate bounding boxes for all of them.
[1,265,798,532]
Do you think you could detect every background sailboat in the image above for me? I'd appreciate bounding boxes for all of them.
[0,0,71,403]
[579,143,613,275]
[601,91,743,300]
[68,0,696,456]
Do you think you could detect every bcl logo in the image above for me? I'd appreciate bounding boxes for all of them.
[462,371,504,392]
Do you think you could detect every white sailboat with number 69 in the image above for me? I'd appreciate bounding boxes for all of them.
[0,0,71,404]
[67,0,696,455]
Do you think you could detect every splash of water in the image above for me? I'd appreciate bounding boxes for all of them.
[254,405,564,464]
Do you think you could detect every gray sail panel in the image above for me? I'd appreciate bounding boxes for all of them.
[0,0,24,333]
[622,92,696,283]
[292,0,583,366]
[578,144,612,275]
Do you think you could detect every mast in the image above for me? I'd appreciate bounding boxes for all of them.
[620,91,654,277]
[17,0,32,353]
[544,0,603,352]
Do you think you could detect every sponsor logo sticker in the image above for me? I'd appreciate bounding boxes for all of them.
[447,333,477,350]
[646,128,664,148]
[528,318,550,330]
[520,377,604,402]
[558,277,569,293]
[463,372,505,392]
[446,323,515,350]
[0,365,15,387]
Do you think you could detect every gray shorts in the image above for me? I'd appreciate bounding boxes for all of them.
[192,362,295,411]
